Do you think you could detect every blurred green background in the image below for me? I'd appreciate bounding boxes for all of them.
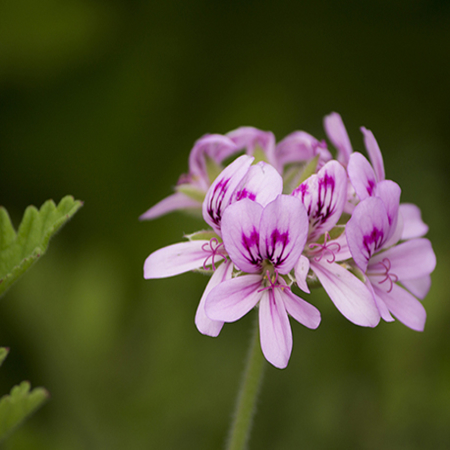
[1,0,449,449]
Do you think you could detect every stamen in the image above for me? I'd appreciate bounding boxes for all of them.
[257,270,291,293]
[202,238,227,270]
[372,258,398,293]
[308,231,341,263]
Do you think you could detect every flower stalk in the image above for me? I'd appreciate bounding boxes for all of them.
[226,313,266,450]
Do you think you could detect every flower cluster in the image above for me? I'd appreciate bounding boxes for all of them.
[142,113,436,369]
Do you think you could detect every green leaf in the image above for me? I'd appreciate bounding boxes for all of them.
[0,348,9,367]
[296,154,320,186]
[185,230,220,241]
[0,381,49,443]
[0,196,83,297]
[252,145,269,164]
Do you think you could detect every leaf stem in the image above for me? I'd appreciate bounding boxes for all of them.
[226,313,266,450]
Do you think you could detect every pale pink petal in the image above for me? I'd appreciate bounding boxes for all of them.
[144,241,209,279]
[202,154,254,234]
[323,112,353,166]
[332,230,353,262]
[259,195,308,274]
[311,260,380,327]
[365,279,394,322]
[275,131,332,171]
[373,283,426,331]
[369,238,436,281]
[195,261,233,337]
[401,275,432,300]
[399,203,429,240]
[226,127,277,168]
[233,161,283,207]
[205,274,262,322]
[281,288,321,329]
[221,199,264,273]
[346,196,390,272]
[259,290,292,369]
[292,160,347,242]
[294,255,310,293]
[188,134,238,187]
[360,127,385,182]
[375,180,401,240]
[347,152,377,201]
[139,192,201,220]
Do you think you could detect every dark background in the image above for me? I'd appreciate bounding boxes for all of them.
[0,1,449,449]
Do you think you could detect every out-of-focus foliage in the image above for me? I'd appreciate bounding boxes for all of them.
[0,196,83,297]
[0,0,449,449]
[0,347,48,443]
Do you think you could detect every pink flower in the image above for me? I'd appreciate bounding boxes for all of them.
[292,160,381,327]
[346,193,436,331]
[205,196,321,369]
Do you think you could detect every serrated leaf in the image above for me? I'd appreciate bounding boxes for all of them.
[0,381,49,443]
[0,196,83,297]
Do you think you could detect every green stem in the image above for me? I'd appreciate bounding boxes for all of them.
[226,313,266,450]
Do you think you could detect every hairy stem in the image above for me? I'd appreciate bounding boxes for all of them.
[226,313,266,450]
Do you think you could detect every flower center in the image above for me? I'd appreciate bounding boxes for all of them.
[257,269,291,293]
[370,258,398,293]
[308,231,341,263]
[202,238,227,271]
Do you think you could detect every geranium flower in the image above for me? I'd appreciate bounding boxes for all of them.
[205,196,321,369]
[346,193,436,331]
[292,160,381,327]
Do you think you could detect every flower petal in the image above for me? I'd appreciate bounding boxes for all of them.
[365,279,394,322]
[369,238,436,281]
[226,126,277,167]
[373,283,426,331]
[259,289,292,369]
[375,180,401,242]
[401,275,432,300]
[233,161,283,207]
[205,274,262,322]
[188,134,238,187]
[259,195,308,273]
[347,152,377,201]
[346,196,390,272]
[294,255,310,293]
[202,154,254,234]
[144,240,209,278]
[139,192,201,221]
[221,199,264,273]
[195,261,233,337]
[293,160,348,242]
[323,112,353,166]
[282,288,321,329]
[399,203,429,240]
[275,131,332,170]
[360,127,385,182]
[311,260,380,327]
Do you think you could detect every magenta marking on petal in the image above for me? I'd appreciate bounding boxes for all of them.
[235,188,257,202]
[206,177,231,227]
[362,227,384,261]
[241,228,263,267]
[266,228,290,267]
[367,179,376,196]
[201,238,228,270]
[308,232,341,263]
[372,258,398,293]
